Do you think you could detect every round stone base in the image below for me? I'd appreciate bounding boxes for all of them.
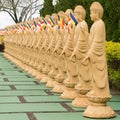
[72,95,89,108]
[35,73,44,80]
[46,80,57,88]
[40,76,51,83]
[52,83,66,93]
[31,69,38,76]
[27,67,34,74]
[60,88,78,99]
[83,104,116,118]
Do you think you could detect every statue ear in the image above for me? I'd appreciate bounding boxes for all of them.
[96,12,101,19]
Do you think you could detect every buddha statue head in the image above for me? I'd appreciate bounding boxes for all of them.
[64,9,73,24]
[90,2,103,21]
[74,5,86,22]
[58,11,65,19]
[51,13,58,25]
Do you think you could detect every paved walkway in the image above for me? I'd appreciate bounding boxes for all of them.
[0,52,120,120]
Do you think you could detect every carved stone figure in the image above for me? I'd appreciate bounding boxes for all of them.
[46,11,64,87]
[52,9,73,93]
[60,10,78,99]
[47,13,60,80]
[46,13,60,87]
[70,5,91,107]
[83,2,116,118]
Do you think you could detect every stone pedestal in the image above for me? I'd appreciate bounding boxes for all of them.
[83,95,116,118]
[60,87,78,99]
[52,71,66,93]
[35,73,45,81]
[46,68,58,88]
[31,69,38,77]
[60,75,78,99]
[41,76,51,83]
[72,94,89,108]
[52,83,66,93]
[71,81,91,108]
[46,79,57,88]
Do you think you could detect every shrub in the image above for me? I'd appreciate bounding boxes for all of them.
[106,41,120,91]
[0,35,4,44]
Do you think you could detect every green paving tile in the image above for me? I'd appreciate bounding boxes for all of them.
[3,76,32,79]
[0,103,67,112]
[110,95,120,102]
[0,79,6,82]
[0,65,18,67]
[0,90,47,96]
[25,96,72,102]
[108,102,120,110]
[66,103,85,111]
[0,113,29,120]
[1,76,31,78]
[5,78,36,82]
[0,68,19,70]
[15,85,49,90]
[0,81,35,85]
[0,97,20,103]
[34,112,120,120]
[2,71,26,75]
[4,75,33,77]
[0,63,11,65]
[1,70,21,72]
[0,86,11,90]
[0,78,4,82]
[0,62,7,63]
[1,75,27,77]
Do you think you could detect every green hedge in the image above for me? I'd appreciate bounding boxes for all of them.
[106,41,120,91]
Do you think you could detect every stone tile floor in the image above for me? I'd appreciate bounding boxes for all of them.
[0,52,120,120]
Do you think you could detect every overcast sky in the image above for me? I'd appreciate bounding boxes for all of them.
[0,12,14,29]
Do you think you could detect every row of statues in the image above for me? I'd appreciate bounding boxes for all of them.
[3,2,116,119]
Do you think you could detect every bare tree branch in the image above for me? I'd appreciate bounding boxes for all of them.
[2,9,16,22]
[0,0,43,23]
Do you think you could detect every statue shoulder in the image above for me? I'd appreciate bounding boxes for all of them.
[77,21,88,31]
[96,19,105,29]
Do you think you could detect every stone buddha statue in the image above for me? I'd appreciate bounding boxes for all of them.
[35,17,47,80]
[47,13,60,79]
[36,15,50,75]
[46,11,65,88]
[41,13,59,85]
[70,5,91,107]
[60,9,80,99]
[83,2,116,118]
[52,9,73,93]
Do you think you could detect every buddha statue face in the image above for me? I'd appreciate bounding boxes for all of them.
[74,5,86,22]
[90,2,103,22]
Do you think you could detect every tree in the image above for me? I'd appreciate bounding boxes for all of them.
[0,0,43,23]
[53,0,120,42]
[54,0,81,13]
[40,0,54,17]
[103,0,120,42]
